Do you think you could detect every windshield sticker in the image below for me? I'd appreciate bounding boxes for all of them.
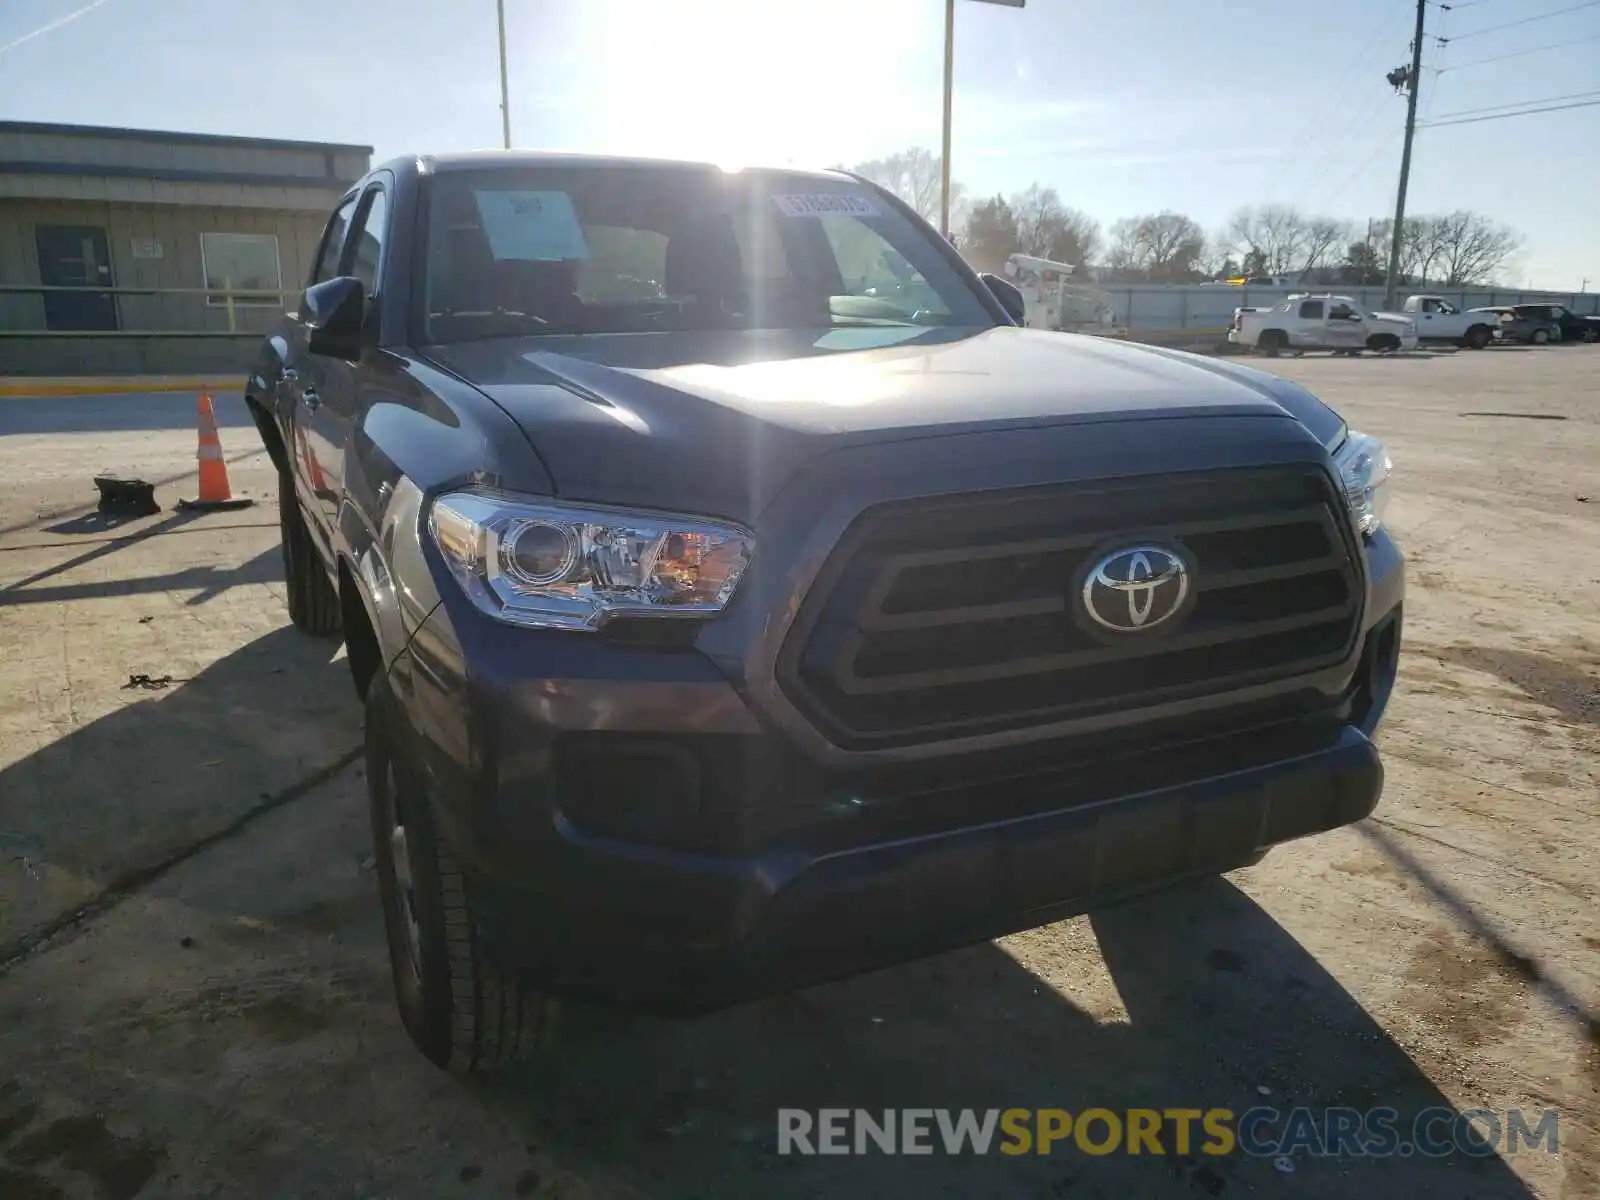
[472,190,590,261]
[773,193,881,218]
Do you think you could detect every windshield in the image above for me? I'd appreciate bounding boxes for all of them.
[418,166,995,343]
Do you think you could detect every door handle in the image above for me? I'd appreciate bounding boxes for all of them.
[302,386,321,411]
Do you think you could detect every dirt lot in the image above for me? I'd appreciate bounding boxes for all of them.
[0,349,1596,1200]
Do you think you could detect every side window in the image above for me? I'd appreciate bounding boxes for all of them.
[346,187,389,293]
[1299,300,1324,319]
[818,215,949,316]
[311,197,357,285]
[1328,302,1356,320]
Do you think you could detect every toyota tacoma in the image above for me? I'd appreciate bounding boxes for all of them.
[245,152,1404,1073]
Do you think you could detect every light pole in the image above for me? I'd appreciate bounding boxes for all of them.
[496,0,512,149]
[941,0,1025,240]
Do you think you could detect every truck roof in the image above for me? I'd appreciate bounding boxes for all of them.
[386,149,852,182]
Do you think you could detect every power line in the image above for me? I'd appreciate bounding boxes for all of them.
[1319,130,1404,209]
[1425,88,1600,120]
[1270,0,1414,206]
[1420,96,1600,127]
[1437,30,1600,72]
[1420,0,1449,120]
[1439,0,1600,43]
[1283,86,1401,210]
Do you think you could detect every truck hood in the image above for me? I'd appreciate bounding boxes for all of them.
[423,326,1336,522]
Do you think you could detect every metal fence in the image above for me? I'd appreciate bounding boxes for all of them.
[1104,284,1600,340]
[0,282,296,338]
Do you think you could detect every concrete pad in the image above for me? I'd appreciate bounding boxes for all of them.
[0,393,361,956]
[0,353,1596,1199]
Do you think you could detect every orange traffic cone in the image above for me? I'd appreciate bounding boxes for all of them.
[178,393,254,511]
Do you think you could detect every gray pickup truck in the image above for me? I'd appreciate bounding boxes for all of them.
[246,151,1404,1073]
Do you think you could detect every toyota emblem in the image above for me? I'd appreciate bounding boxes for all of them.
[1079,544,1193,634]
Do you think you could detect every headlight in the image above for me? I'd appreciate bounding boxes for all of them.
[428,492,753,631]
[1333,430,1392,536]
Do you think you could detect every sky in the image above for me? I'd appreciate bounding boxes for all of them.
[1,0,1597,288]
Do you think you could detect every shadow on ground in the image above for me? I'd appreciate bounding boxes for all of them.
[0,624,361,959]
[0,392,252,436]
[443,875,1540,1198]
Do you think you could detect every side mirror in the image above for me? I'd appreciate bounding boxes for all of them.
[301,275,367,358]
[980,272,1026,325]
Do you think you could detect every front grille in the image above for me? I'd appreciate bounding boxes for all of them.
[778,466,1364,749]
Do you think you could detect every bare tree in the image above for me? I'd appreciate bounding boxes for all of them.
[1008,184,1102,267]
[1227,205,1311,275]
[1106,211,1206,281]
[1399,216,1448,283]
[1196,237,1236,280]
[1301,217,1352,274]
[1429,210,1522,286]
[1105,217,1143,276]
[848,147,963,226]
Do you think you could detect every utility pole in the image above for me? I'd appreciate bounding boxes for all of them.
[939,0,956,239]
[938,1,1023,241]
[496,0,512,149]
[1383,0,1426,309]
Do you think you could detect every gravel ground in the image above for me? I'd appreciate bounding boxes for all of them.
[0,349,1595,1199]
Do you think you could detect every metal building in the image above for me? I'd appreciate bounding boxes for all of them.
[0,121,371,376]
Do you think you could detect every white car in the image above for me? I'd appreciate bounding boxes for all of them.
[1228,294,1418,357]
[1373,295,1497,349]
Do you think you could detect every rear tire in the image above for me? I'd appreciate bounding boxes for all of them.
[279,475,341,636]
[1532,327,1551,345]
[1465,324,1492,350]
[367,673,558,1074]
[1257,330,1286,358]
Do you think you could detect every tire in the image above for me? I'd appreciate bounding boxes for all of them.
[1257,330,1286,358]
[1367,334,1401,353]
[367,673,558,1073]
[1464,324,1492,350]
[1532,327,1550,345]
[279,475,341,636]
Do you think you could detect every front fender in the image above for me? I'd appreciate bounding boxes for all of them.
[331,353,554,667]
[338,475,436,670]
[244,327,296,475]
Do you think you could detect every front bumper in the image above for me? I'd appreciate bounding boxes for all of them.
[390,518,1404,1013]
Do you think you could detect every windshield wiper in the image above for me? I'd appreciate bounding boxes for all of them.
[827,315,923,328]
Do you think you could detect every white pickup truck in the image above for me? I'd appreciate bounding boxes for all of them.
[1228,294,1418,357]
[1374,294,1496,349]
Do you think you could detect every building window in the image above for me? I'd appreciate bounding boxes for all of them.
[200,232,282,306]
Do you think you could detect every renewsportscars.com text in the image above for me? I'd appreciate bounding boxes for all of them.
[777,1107,1560,1159]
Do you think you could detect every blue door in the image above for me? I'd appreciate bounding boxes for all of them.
[35,224,119,331]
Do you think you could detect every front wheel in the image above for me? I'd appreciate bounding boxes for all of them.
[1464,324,1492,350]
[1532,327,1551,345]
[1367,334,1401,354]
[367,673,558,1074]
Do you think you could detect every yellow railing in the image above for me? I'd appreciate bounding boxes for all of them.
[0,282,299,337]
